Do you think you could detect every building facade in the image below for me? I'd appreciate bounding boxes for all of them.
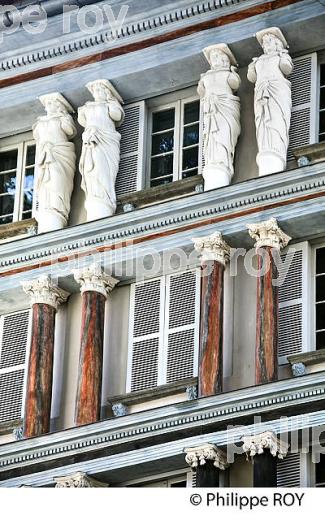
[0,0,325,487]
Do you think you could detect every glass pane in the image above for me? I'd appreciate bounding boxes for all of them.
[152,109,175,133]
[182,146,198,171]
[320,133,325,142]
[321,64,325,87]
[152,131,174,155]
[184,101,199,124]
[0,194,14,217]
[170,481,187,487]
[320,111,325,134]
[26,145,36,166]
[0,172,16,194]
[24,169,34,190]
[23,190,33,213]
[0,214,13,225]
[151,154,173,179]
[320,88,325,110]
[316,275,325,302]
[183,123,199,147]
[182,168,198,179]
[316,248,325,274]
[316,301,325,330]
[316,330,325,350]
[0,149,18,172]
[316,454,325,485]
[151,176,173,188]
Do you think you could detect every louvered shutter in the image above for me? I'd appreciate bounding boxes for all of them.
[0,310,30,424]
[278,242,310,364]
[127,278,164,392]
[116,101,146,197]
[287,53,317,162]
[277,452,301,487]
[165,270,200,384]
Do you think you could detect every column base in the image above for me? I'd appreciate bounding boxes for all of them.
[257,151,286,176]
[37,211,67,233]
[203,164,232,191]
[85,199,116,221]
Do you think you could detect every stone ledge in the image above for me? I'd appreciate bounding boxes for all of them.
[0,419,22,436]
[0,218,37,241]
[288,349,325,377]
[293,142,325,167]
[117,176,203,213]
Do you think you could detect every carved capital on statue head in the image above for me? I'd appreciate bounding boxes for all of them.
[247,218,291,250]
[184,443,229,471]
[38,92,75,115]
[193,231,230,265]
[22,275,69,310]
[242,431,289,460]
[54,472,108,488]
[255,26,288,51]
[203,43,238,70]
[73,263,118,298]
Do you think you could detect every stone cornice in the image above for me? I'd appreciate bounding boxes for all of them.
[0,371,325,477]
[0,163,323,282]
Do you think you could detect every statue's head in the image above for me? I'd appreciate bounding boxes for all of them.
[86,79,123,105]
[39,93,74,115]
[256,27,288,55]
[203,43,237,71]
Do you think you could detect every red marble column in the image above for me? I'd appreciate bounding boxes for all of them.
[247,218,291,385]
[22,276,69,438]
[193,232,230,397]
[74,263,118,426]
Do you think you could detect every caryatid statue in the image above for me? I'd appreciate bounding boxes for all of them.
[198,43,241,191]
[247,27,293,176]
[78,79,124,221]
[33,93,77,233]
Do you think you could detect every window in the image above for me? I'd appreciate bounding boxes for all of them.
[0,140,35,225]
[127,270,200,392]
[315,247,325,349]
[149,97,200,187]
[126,473,190,488]
[315,454,325,487]
[320,63,325,142]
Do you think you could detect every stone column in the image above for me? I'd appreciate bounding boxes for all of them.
[22,275,69,438]
[193,232,230,397]
[247,218,291,384]
[54,472,108,488]
[242,431,289,487]
[185,443,229,487]
[73,263,118,426]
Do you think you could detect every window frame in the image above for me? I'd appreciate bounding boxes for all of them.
[317,53,325,143]
[0,137,36,225]
[312,243,325,351]
[146,92,200,188]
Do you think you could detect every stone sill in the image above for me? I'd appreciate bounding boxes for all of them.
[0,218,37,242]
[0,419,22,436]
[287,349,325,377]
[117,176,203,213]
[293,142,325,167]
[107,377,197,410]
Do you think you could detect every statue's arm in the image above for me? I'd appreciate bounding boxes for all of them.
[279,53,294,76]
[77,106,87,128]
[197,77,205,98]
[108,100,124,123]
[247,59,257,83]
[228,68,241,91]
[61,115,77,138]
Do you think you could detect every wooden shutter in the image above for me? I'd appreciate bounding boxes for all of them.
[0,310,30,424]
[165,270,200,384]
[287,53,317,161]
[127,278,164,392]
[116,101,146,197]
[277,452,301,487]
[278,242,310,364]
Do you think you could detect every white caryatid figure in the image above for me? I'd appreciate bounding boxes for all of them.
[198,43,241,191]
[78,79,124,221]
[33,93,77,233]
[247,27,293,176]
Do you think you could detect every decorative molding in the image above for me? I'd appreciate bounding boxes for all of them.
[185,443,229,470]
[193,231,230,265]
[13,427,23,441]
[0,371,325,473]
[242,431,289,459]
[22,275,69,310]
[54,472,108,488]
[186,385,198,400]
[73,263,118,298]
[291,363,306,377]
[247,217,291,250]
[112,403,128,417]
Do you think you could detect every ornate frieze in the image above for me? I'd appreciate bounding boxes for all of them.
[247,217,291,250]
[54,472,108,488]
[185,443,229,470]
[193,231,230,265]
[22,275,69,310]
[242,431,289,459]
[73,263,118,298]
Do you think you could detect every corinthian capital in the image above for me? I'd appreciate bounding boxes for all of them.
[22,275,69,310]
[193,232,230,265]
[242,431,289,459]
[54,472,108,488]
[185,443,229,470]
[73,263,118,298]
[247,218,291,250]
